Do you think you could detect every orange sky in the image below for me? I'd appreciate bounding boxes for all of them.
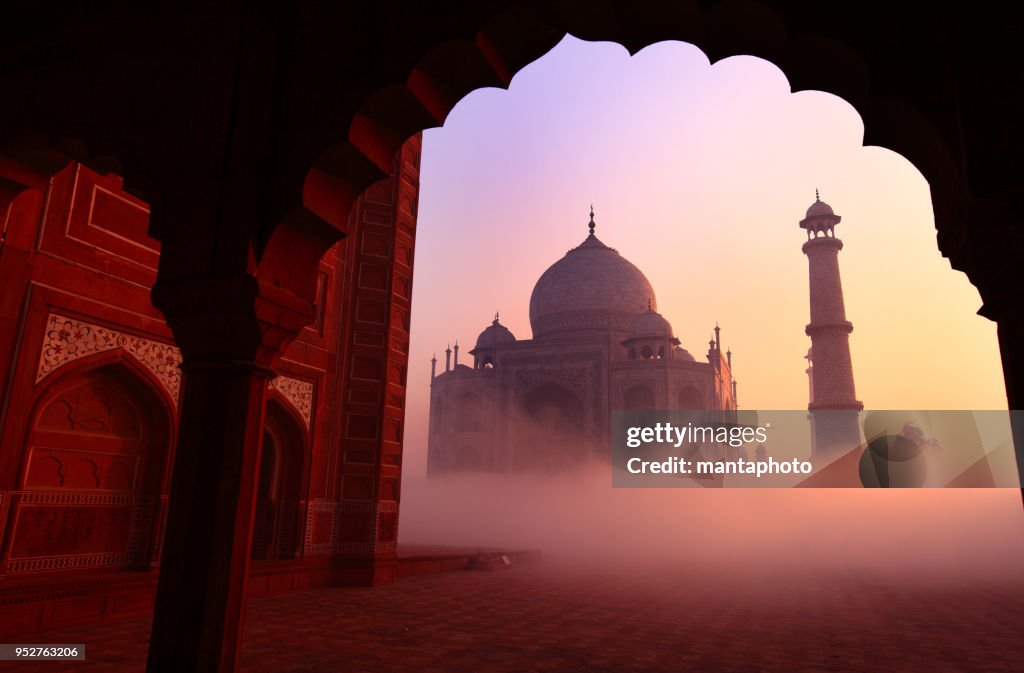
[402,36,1006,478]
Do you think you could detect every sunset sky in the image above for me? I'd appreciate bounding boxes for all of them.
[402,35,1006,478]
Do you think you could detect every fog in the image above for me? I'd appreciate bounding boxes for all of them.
[399,462,1024,586]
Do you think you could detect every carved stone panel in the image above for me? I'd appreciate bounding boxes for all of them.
[270,376,314,428]
[513,367,588,396]
[36,313,182,406]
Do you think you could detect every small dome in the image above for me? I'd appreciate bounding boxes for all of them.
[806,191,835,218]
[627,307,674,340]
[806,200,834,218]
[674,346,696,362]
[473,317,516,351]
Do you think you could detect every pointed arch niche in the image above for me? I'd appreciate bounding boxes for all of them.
[6,353,174,574]
[250,395,309,561]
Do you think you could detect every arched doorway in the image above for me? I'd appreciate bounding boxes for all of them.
[9,359,172,574]
[676,386,705,411]
[250,398,306,561]
[624,384,656,410]
[523,382,584,430]
[520,382,585,470]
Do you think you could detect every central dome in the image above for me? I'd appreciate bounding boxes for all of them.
[529,215,655,339]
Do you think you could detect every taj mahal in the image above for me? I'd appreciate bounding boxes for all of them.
[427,198,863,474]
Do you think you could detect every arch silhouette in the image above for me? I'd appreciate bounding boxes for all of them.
[296,5,960,251]
[256,3,976,314]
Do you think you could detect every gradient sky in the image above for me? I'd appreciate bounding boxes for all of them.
[403,35,1006,478]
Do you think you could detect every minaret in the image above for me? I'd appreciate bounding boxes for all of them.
[445,344,452,372]
[800,191,863,457]
[431,354,437,382]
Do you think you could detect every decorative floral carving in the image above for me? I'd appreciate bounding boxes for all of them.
[37,314,182,406]
[7,552,135,573]
[514,367,588,395]
[271,376,314,428]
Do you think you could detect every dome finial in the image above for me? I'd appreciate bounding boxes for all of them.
[493,310,500,324]
[588,204,596,236]
[647,297,652,311]
[815,188,820,202]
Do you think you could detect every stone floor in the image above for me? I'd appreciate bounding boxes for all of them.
[7,559,1024,673]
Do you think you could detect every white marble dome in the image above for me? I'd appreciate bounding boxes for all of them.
[805,195,835,218]
[627,307,674,340]
[529,231,655,339]
[474,318,516,350]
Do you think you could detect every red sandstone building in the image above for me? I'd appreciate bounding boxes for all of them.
[0,136,422,634]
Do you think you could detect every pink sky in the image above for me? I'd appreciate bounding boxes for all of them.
[402,36,1006,479]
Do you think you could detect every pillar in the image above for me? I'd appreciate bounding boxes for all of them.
[329,134,421,585]
[146,272,315,673]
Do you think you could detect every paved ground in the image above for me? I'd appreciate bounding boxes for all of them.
[6,559,1024,673]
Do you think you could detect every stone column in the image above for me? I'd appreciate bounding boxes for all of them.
[146,274,313,673]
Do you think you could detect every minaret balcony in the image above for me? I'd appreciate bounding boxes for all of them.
[805,320,854,336]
